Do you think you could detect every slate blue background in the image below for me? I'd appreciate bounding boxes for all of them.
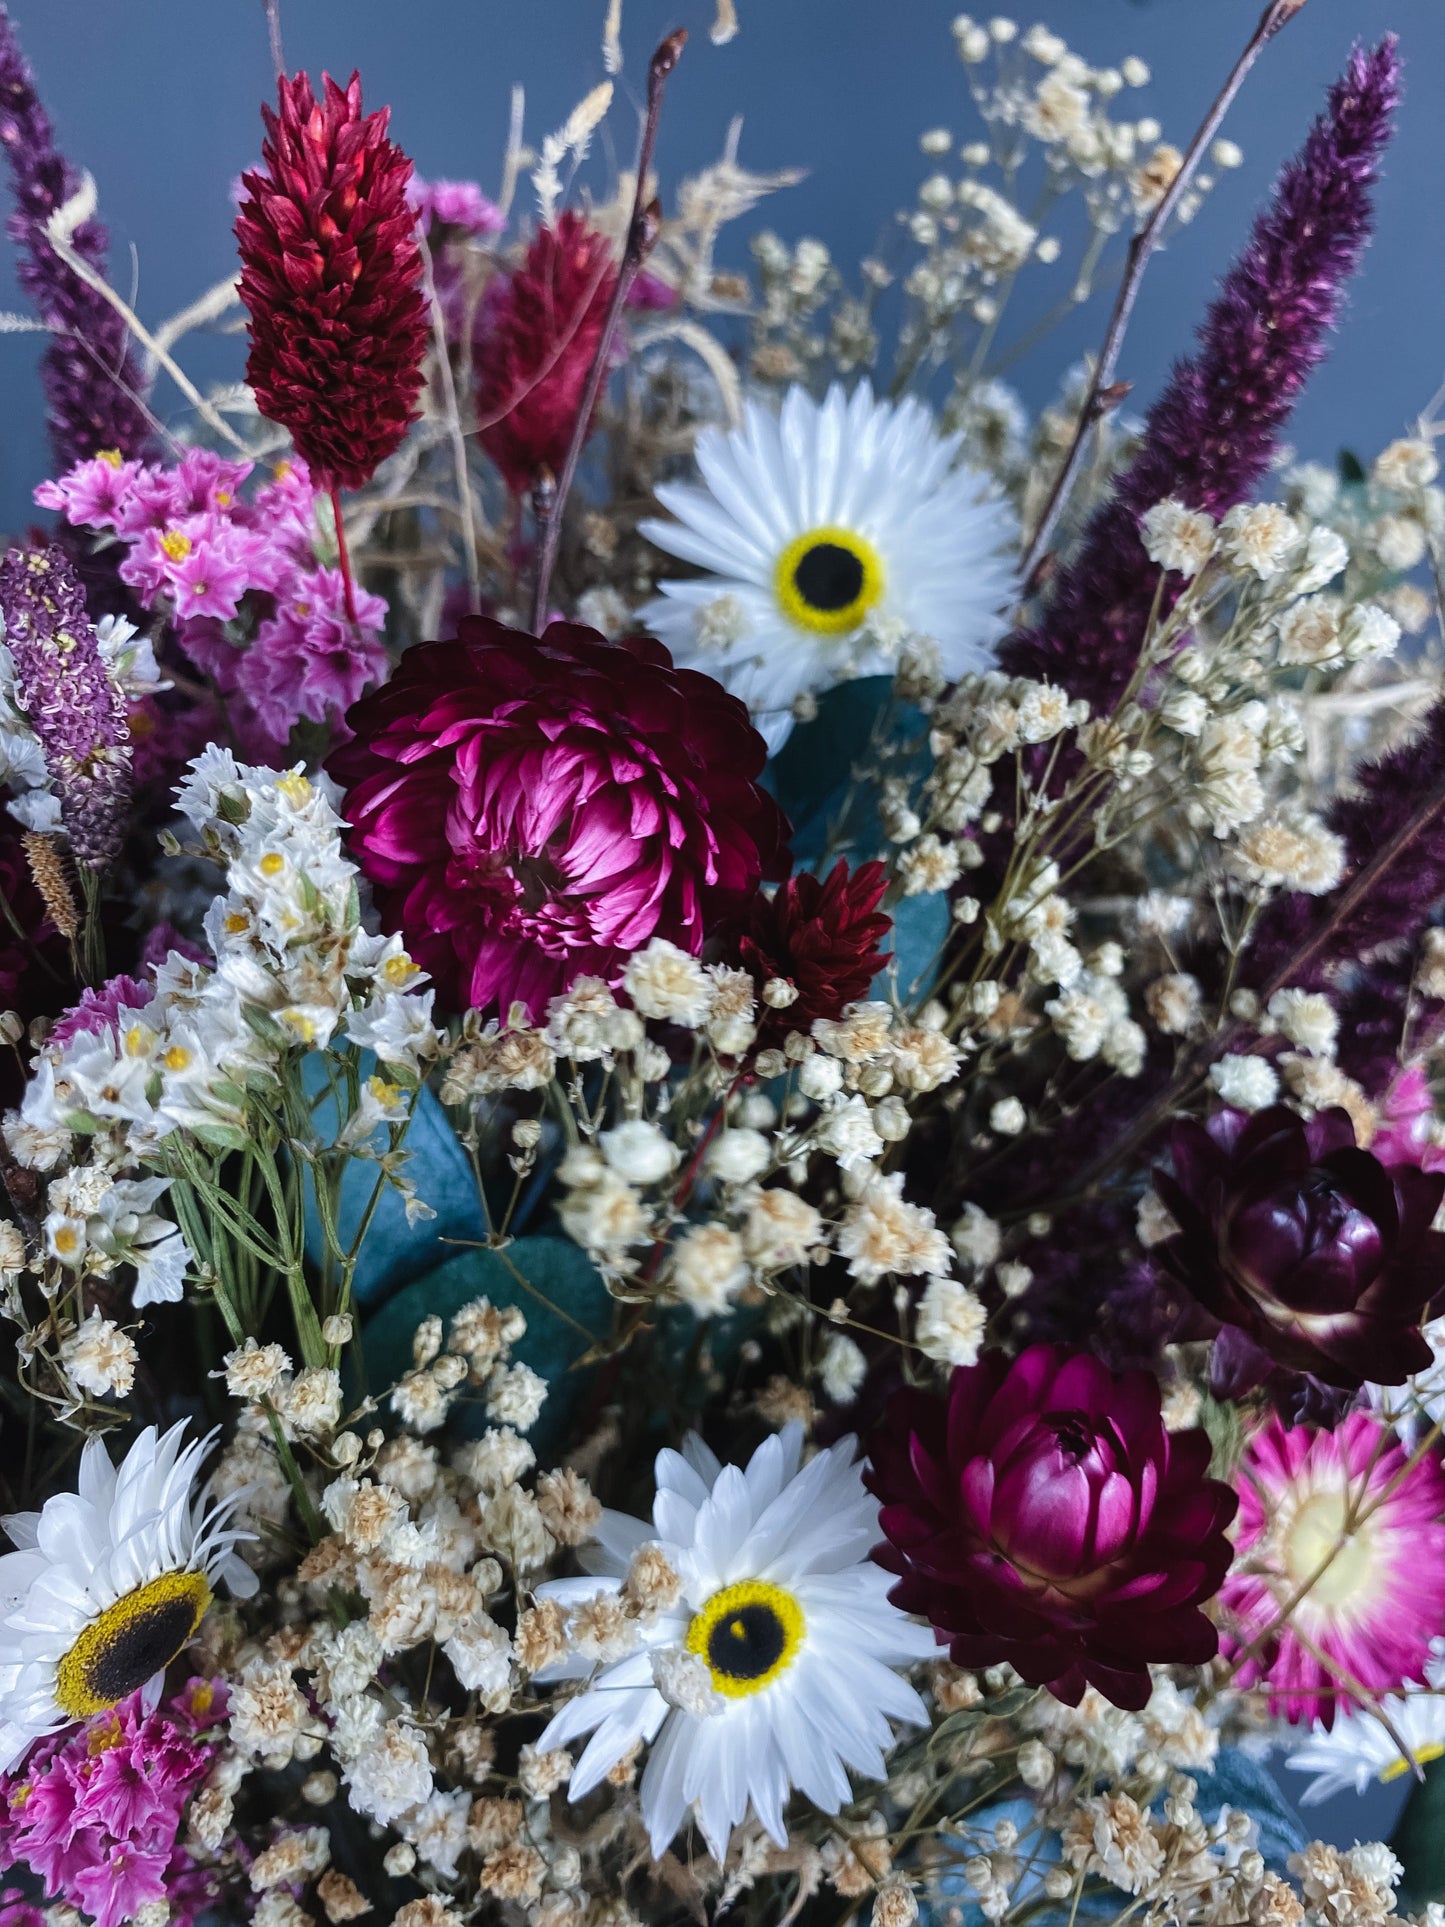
[1,0,1435,1851]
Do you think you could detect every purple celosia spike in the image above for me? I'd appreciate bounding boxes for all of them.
[1003,38,1400,715]
[0,544,131,871]
[0,6,152,469]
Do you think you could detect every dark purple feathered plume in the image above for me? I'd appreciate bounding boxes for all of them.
[1003,38,1400,716]
[0,7,151,470]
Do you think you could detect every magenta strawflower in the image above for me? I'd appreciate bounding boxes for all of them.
[865,1344,1237,1710]
[49,974,151,1046]
[1218,1412,1445,1727]
[0,1678,227,1927]
[238,564,388,740]
[329,620,791,1018]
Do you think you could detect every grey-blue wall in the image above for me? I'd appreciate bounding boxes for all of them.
[0,0,1435,1844]
[0,0,1440,535]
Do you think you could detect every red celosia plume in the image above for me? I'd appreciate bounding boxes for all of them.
[236,71,428,493]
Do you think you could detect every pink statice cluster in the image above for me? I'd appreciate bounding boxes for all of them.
[36,447,387,749]
[0,1678,228,1927]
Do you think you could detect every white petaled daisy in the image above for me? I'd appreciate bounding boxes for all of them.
[1286,1653,1445,1805]
[533,1423,933,1863]
[0,1421,257,1769]
[640,381,1017,750]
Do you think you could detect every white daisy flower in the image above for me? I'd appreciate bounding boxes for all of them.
[533,1423,934,1864]
[640,380,1018,750]
[1286,1653,1445,1805]
[0,1421,257,1770]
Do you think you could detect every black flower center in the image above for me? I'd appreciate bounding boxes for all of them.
[707,1602,788,1682]
[793,541,866,613]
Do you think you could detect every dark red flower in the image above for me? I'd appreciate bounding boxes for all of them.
[236,72,428,492]
[328,621,790,1019]
[739,859,891,1039]
[865,1344,1237,1710]
[476,212,616,495]
[1153,1105,1444,1391]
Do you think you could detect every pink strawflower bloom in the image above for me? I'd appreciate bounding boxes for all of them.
[0,1679,227,1927]
[408,174,505,235]
[329,620,791,1017]
[1218,1412,1445,1726]
[49,974,151,1046]
[119,515,274,621]
[238,565,388,740]
[1372,1065,1445,1174]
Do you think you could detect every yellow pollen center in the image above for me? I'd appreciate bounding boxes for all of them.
[95,449,123,469]
[162,1045,192,1073]
[189,1680,215,1718]
[1281,1489,1380,1610]
[686,1579,804,1699]
[273,461,293,481]
[282,1009,319,1043]
[368,1076,401,1106]
[123,1024,151,1057]
[224,912,249,935]
[159,530,192,563]
[215,491,232,508]
[55,1569,211,1720]
[277,773,312,806]
[382,954,418,985]
[259,852,286,879]
[51,1226,81,1257]
[774,525,885,638]
[87,1713,125,1756]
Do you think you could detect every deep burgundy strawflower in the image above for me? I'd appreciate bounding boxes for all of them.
[236,72,428,493]
[0,8,151,471]
[1153,1104,1444,1392]
[476,212,617,495]
[1004,39,1399,720]
[866,1344,1236,1710]
[739,859,891,1040]
[328,621,790,1019]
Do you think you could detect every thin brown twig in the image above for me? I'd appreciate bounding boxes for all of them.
[530,28,686,631]
[1017,0,1308,590]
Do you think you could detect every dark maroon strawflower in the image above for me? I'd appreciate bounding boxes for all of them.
[236,72,428,494]
[476,212,617,495]
[866,1345,1236,1710]
[0,7,151,469]
[1153,1105,1444,1392]
[1004,39,1399,718]
[739,859,891,1039]
[328,621,790,1019]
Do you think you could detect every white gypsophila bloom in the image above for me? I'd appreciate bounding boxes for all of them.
[837,1173,952,1286]
[1140,500,1216,577]
[990,1097,1026,1136]
[817,1094,884,1173]
[1373,514,1430,573]
[707,1129,771,1186]
[819,1333,867,1404]
[915,1277,987,1367]
[640,381,1017,751]
[486,1363,548,1432]
[950,1202,1001,1270]
[1293,525,1349,594]
[533,1425,934,1862]
[0,1422,256,1768]
[1232,813,1346,895]
[1276,595,1344,667]
[600,1119,680,1187]
[1208,1053,1279,1112]
[797,1054,844,1102]
[1286,1656,1445,1805]
[1374,438,1440,492]
[1343,602,1402,662]
[60,1311,137,1399]
[670,1224,749,1317]
[342,1716,433,1824]
[1218,502,1301,579]
[222,1337,293,1403]
[742,1187,822,1271]
[278,1366,343,1440]
[443,1612,512,1696]
[1145,973,1201,1037]
[623,940,713,1026]
[1266,988,1338,1059]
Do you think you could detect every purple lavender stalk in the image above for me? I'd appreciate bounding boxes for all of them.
[1003,38,1400,716]
[0,6,151,470]
[0,545,131,871]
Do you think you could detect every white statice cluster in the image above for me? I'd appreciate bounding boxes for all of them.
[0,753,439,1403]
[0,612,167,834]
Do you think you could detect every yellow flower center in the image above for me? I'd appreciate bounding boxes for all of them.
[273,460,293,481]
[277,773,312,806]
[123,1024,153,1058]
[54,1569,211,1719]
[368,1075,401,1106]
[259,852,286,879]
[162,1045,192,1073]
[51,1226,81,1258]
[1382,1743,1445,1782]
[382,953,419,986]
[1281,1490,1379,1610]
[86,1712,125,1756]
[224,912,249,936]
[95,449,123,469]
[159,530,192,563]
[774,525,884,637]
[686,1579,804,1699]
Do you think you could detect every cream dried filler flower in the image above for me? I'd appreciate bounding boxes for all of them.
[642,380,1017,749]
[534,1424,933,1861]
[0,1421,255,1768]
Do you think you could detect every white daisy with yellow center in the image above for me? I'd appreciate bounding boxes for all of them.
[640,380,1018,750]
[534,1424,934,1864]
[1286,1650,1445,1805]
[0,1422,257,1771]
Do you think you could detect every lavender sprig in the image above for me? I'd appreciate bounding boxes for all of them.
[0,6,151,469]
[1003,38,1400,718]
[0,545,131,873]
